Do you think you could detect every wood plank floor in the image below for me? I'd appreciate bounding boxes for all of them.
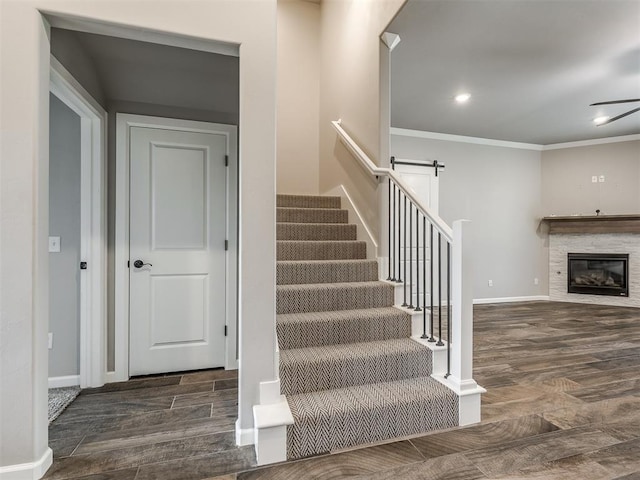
[46,301,640,479]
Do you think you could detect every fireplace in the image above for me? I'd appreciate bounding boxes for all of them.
[568,253,629,297]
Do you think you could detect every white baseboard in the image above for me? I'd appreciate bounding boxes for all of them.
[105,370,127,384]
[48,375,80,388]
[0,447,52,480]
[323,185,378,259]
[473,295,549,305]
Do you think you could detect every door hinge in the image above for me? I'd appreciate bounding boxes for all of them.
[225,155,229,167]
[80,261,88,270]
[127,260,130,268]
[225,240,229,251]
[224,325,228,336]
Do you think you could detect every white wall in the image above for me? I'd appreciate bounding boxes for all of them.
[319,0,405,243]
[541,140,640,216]
[48,93,81,379]
[0,0,277,473]
[276,0,320,194]
[391,133,548,301]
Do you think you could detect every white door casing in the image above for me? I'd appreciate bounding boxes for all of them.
[115,115,238,380]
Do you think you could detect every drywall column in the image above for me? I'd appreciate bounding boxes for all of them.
[0,4,52,477]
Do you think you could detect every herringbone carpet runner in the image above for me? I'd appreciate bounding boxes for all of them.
[276,194,458,459]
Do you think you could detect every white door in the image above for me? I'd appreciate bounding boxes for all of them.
[129,126,227,376]
[395,162,439,307]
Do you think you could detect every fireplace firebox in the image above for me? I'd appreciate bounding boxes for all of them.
[568,253,629,297]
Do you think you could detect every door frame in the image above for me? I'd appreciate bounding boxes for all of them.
[114,114,238,381]
[49,56,108,388]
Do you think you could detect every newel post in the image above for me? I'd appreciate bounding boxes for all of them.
[450,219,485,425]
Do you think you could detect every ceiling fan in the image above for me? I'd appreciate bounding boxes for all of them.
[590,98,640,126]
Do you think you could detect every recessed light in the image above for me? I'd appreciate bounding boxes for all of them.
[455,93,471,103]
[593,116,610,125]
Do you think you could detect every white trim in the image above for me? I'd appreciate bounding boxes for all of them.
[390,127,544,151]
[473,295,550,305]
[543,134,640,150]
[44,12,239,57]
[0,448,52,480]
[50,56,107,389]
[391,127,639,151]
[323,185,378,258]
[48,375,80,388]
[115,114,238,382]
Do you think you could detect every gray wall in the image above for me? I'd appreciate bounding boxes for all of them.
[49,93,81,378]
[541,140,640,216]
[391,134,548,300]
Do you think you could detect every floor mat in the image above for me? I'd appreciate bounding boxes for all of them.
[48,386,80,424]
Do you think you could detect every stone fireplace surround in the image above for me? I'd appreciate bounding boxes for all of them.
[545,215,640,308]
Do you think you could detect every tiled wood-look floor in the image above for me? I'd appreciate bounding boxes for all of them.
[47,302,640,479]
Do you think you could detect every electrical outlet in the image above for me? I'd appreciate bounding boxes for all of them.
[48,332,53,349]
[488,279,493,287]
[599,175,605,183]
[49,236,61,253]
[534,277,539,285]
[591,176,598,183]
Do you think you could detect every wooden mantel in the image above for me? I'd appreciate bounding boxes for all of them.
[542,214,640,234]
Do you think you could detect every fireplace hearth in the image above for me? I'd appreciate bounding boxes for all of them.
[568,253,629,297]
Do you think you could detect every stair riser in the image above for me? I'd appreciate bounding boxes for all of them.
[280,347,432,395]
[277,312,411,349]
[286,390,458,459]
[277,260,378,285]
[277,208,348,224]
[277,223,357,241]
[277,195,341,209]
[277,241,366,261]
[276,284,394,314]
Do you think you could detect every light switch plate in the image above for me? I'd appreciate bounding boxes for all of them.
[49,236,61,252]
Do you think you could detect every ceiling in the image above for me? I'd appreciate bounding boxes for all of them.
[52,28,239,118]
[388,0,640,145]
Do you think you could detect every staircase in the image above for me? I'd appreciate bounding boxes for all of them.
[276,194,458,459]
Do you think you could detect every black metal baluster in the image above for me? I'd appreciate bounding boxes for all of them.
[428,223,435,343]
[395,187,402,283]
[415,207,421,312]
[436,232,444,347]
[445,241,452,378]
[402,194,408,306]
[387,177,392,281]
[408,203,413,308]
[421,216,428,338]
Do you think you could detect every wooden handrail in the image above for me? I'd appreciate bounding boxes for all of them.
[332,120,453,242]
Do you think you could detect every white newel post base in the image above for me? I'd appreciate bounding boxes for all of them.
[251,379,294,465]
[432,374,486,426]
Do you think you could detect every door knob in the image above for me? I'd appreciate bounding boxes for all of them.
[133,260,153,269]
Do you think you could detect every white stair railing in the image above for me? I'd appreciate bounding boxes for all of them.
[332,119,484,424]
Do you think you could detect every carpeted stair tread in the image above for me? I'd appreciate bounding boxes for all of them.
[277,259,378,285]
[280,338,432,395]
[277,281,394,314]
[277,207,348,224]
[286,376,459,459]
[277,307,411,349]
[277,194,341,209]
[278,240,366,261]
[277,222,357,241]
